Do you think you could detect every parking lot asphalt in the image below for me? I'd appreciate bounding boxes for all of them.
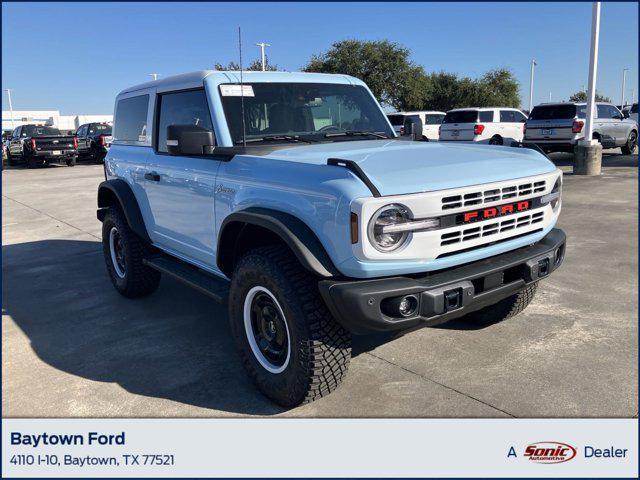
[2,150,638,418]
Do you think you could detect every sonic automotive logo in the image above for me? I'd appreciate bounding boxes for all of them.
[524,441,577,464]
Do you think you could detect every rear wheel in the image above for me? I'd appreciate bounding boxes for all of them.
[468,283,538,326]
[101,207,161,298]
[621,130,637,155]
[489,135,503,145]
[228,245,351,407]
[65,157,76,167]
[25,154,39,169]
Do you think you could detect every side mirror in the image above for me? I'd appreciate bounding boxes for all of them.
[403,117,424,141]
[166,125,215,155]
[623,111,630,119]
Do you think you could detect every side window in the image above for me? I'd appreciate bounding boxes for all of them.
[156,89,213,153]
[514,111,527,122]
[113,94,150,143]
[479,111,494,122]
[78,126,86,137]
[499,110,516,123]
[596,104,608,119]
[12,127,20,139]
[88,125,95,135]
[608,106,622,119]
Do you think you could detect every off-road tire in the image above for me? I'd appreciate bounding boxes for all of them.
[65,157,76,167]
[621,130,637,155]
[469,282,538,325]
[228,245,351,407]
[6,151,17,166]
[101,207,161,298]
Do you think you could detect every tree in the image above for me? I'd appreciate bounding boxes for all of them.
[304,40,421,110]
[214,57,279,71]
[569,90,611,103]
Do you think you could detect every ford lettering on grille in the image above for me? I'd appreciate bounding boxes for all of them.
[456,200,530,225]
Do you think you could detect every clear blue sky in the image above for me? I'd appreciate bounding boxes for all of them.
[2,2,638,114]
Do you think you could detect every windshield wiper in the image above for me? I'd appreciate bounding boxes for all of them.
[234,134,314,145]
[324,130,390,139]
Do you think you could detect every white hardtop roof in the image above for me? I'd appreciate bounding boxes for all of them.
[388,110,446,115]
[118,70,364,96]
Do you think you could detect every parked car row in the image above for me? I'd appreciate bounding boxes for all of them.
[3,122,112,168]
[388,102,637,155]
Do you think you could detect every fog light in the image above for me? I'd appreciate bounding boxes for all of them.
[381,295,418,318]
[554,244,565,266]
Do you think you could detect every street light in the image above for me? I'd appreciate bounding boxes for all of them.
[528,59,537,112]
[620,68,629,108]
[255,42,271,71]
[4,89,15,130]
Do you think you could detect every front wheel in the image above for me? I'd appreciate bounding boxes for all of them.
[468,282,538,326]
[621,130,637,155]
[228,245,351,407]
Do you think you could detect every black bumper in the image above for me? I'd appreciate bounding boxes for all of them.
[319,228,566,335]
[32,151,77,160]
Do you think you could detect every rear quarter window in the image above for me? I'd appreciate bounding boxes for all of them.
[479,111,494,122]
[114,95,150,142]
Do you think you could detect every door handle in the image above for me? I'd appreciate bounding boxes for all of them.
[144,171,160,182]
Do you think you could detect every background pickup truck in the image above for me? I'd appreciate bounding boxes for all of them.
[76,122,112,163]
[6,124,78,168]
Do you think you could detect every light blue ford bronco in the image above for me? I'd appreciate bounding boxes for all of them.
[98,71,566,406]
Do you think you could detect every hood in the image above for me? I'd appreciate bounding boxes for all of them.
[261,140,557,196]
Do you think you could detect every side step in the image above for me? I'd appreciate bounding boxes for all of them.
[143,254,230,303]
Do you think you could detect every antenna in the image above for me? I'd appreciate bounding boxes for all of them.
[238,26,247,147]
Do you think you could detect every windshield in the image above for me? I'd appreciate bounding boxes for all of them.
[442,110,478,124]
[220,83,394,143]
[529,105,579,120]
[23,126,61,136]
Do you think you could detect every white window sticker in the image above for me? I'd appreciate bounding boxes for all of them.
[220,85,255,97]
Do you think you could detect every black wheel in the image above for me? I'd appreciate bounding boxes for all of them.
[621,130,637,155]
[228,245,351,407]
[102,207,161,298]
[25,154,39,169]
[65,157,76,167]
[468,282,538,326]
[6,151,18,166]
[489,135,503,145]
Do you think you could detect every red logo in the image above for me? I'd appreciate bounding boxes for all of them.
[458,200,530,224]
[524,442,577,464]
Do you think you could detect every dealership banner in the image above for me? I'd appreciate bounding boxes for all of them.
[2,418,637,477]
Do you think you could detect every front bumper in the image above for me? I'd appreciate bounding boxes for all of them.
[319,228,566,334]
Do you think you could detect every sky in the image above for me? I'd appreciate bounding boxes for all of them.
[2,2,638,115]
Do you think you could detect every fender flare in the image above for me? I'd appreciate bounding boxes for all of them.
[97,179,150,243]
[217,207,339,278]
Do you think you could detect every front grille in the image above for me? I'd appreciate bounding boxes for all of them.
[441,181,546,210]
[440,211,544,246]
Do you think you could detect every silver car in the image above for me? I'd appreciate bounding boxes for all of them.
[525,102,637,154]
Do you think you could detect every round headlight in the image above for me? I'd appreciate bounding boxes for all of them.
[367,204,412,252]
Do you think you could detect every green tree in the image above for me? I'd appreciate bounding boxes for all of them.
[304,40,421,110]
[569,90,611,103]
[475,69,521,108]
[214,57,279,71]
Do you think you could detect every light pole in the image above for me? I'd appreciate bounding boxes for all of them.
[575,1,602,176]
[255,42,271,71]
[149,73,160,81]
[4,89,15,130]
[620,68,629,108]
[528,59,537,112]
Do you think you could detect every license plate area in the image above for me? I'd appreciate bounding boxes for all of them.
[541,129,555,136]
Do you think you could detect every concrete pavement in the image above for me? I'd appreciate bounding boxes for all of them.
[2,152,637,417]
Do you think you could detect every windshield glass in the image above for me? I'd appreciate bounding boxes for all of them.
[23,126,61,136]
[529,105,578,120]
[442,110,478,124]
[220,83,394,143]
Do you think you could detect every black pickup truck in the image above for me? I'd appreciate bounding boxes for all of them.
[76,122,112,163]
[6,124,78,168]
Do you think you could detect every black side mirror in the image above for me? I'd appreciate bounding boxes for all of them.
[166,125,215,155]
[623,111,630,119]
[403,117,424,141]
